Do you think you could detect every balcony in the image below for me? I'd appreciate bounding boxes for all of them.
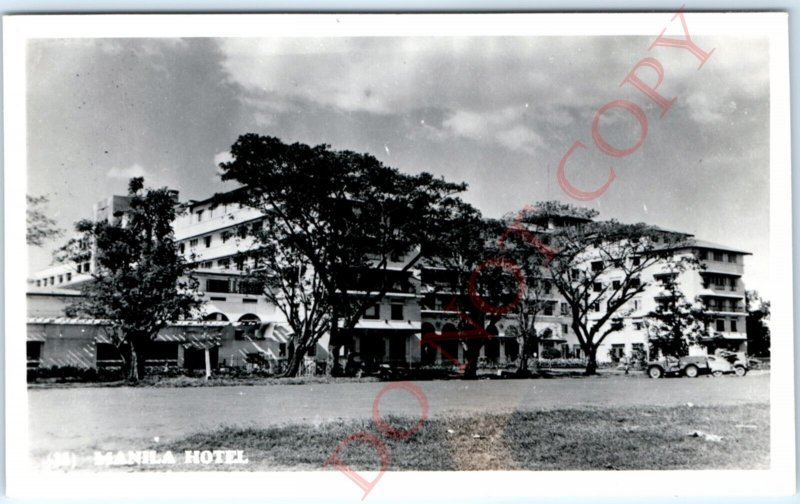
[699,261,744,276]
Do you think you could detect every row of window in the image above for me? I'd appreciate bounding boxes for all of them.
[706,298,742,312]
[179,222,263,254]
[35,262,91,287]
[698,250,738,263]
[364,302,406,321]
[704,274,738,291]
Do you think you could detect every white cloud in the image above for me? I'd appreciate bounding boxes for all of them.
[441,107,544,154]
[106,163,151,180]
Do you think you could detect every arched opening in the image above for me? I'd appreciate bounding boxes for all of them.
[238,313,261,323]
[420,322,437,365]
[203,312,229,322]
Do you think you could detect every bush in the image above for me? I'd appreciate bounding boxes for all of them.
[27,365,124,383]
[541,348,563,359]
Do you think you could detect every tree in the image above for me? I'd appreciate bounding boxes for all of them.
[27,194,63,246]
[645,257,709,358]
[495,207,560,375]
[547,217,688,375]
[218,134,479,377]
[62,178,201,382]
[745,290,770,357]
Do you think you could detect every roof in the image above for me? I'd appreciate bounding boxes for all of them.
[26,317,232,327]
[687,239,752,255]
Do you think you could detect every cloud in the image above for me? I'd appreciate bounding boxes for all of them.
[439,107,544,154]
[106,163,151,180]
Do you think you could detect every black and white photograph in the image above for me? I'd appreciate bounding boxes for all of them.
[4,11,795,499]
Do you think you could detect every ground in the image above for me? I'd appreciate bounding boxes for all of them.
[28,373,769,471]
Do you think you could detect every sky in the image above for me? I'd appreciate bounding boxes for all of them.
[26,35,771,297]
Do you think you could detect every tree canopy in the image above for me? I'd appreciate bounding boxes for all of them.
[62,177,201,381]
[218,134,481,376]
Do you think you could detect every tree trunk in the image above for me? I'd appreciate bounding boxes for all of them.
[126,336,148,383]
[281,345,307,378]
[329,311,343,377]
[584,346,598,376]
[461,341,481,379]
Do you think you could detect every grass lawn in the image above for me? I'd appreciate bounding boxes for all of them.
[122,403,768,471]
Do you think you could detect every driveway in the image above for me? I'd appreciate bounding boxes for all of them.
[28,373,769,454]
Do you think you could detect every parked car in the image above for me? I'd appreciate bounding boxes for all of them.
[647,355,710,379]
[707,351,748,377]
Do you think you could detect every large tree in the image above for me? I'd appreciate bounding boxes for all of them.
[496,207,563,375]
[218,134,480,377]
[62,178,201,382]
[27,194,63,247]
[547,216,688,375]
[645,257,710,358]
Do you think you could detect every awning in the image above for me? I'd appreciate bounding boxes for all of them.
[351,320,422,331]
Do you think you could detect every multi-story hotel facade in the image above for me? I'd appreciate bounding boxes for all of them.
[28,187,752,373]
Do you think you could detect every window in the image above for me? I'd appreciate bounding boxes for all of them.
[189,239,198,248]
[209,296,226,301]
[562,324,569,335]
[698,250,707,260]
[251,221,262,234]
[235,256,246,271]
[631,277,641,288]
[84,262,90,272]
[730,319,738,332]
[391,303,404,320]
[49,277,55,286]
[206,279,230,293]
[221,231,231,243]
[715,319,726,332]
[632,299,642,311]
[544,303,554,316]
[591,261,603,272]
[593,282,602,292]
[633,322,644,330]
[243,298,257,304]
[76,264,82,273]
[218,259,230,269]
[728,254,737,264]
[179,243,185,254]
[279,343,287,357]
[66,273,72,282]
[202,261,212,269]
[543,280,552,294]
[612,280,621,290]
[729,277,737,291]
[631,256,641,267]
[560,303,569,316]
[592,301,601,312]
[713,251,723,261]
[36,280,41,287]
[204,236,212,248]
[196,209,204,222]
[714,276,726,288]
[364,304,380,320]
[58,275,63,284]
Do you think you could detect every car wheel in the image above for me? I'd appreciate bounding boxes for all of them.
[648,366,663,379]
[734,366,747,377]
[684,365,699,378]
[712,370,723,377]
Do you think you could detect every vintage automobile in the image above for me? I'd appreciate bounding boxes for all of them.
[706,351,748,377]
[646,355,710,379]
